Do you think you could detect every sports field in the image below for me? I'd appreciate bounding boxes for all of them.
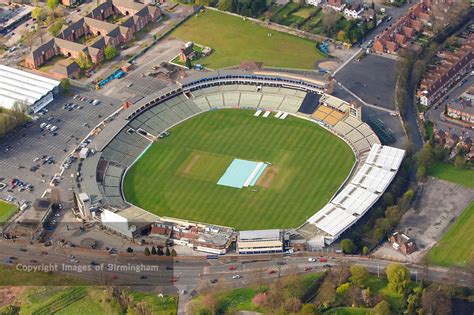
[426,202,474,267]
[123,109,354,230]
[428,162,474,189]
[171,9,324,69]
[0,200,17,225]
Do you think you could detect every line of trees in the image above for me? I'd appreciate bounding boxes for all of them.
[0,101,29,138]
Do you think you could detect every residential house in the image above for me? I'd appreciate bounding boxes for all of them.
[25,0,161,76]
[326,0,345,11]
[389,232,417,255]
[418,34,474,106]
[446,85,474,125]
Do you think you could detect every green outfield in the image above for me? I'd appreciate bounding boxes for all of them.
[171,9,324,69]
[123,109,354,230]
[426,202,474,267]
[0,200,17,225]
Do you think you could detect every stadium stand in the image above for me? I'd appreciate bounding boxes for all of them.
[306,143,405,245]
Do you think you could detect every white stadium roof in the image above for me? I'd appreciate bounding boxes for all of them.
[307,144,405,241]
[0,65,59,110]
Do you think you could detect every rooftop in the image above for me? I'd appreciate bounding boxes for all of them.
[0,65,59,110]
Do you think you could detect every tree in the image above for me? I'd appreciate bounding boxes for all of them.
[202,293,218,315]
[348,285,363,307]
[320,10,340,37]
[385,205,401,227]
[362,246,369,255]
[454,155,466,169]
[48,18,64,36]
[362,287,372,307]
[415,143,434,168]
[337,30,348,43]
[151,246,157,255]
[104,45,118,60]
[340,239,355,254]
[157,246,164,256]
[32,7,47,23]
[316,279,336,308]
[300,304,321,315]
[350,265,369,288]
[385,263,410,294]
[421,284,453,315]
[171,248,177,256]
[372,227,385,243]
[373,300,391,315]
[144,247,150,256]
[47,0,59,10]
[416,165,427,181]
[165,246,171,256]
[76,51,92,69]
[284,297,302,313]
[336,282,351,297]
[218,0,232,11]
[60,78,71,94]
[252,292,266,306]
[185,57,192,69]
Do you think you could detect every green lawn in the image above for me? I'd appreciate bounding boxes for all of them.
[426,202,474,267]
[325,307,371,315]
[0,200,17,225]
[0,266,87,286]
[124,109,354,230]
[428,162,474,189]
[171,9,324,69]
[293,6,319,19]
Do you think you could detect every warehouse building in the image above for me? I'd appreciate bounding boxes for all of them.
[0,65,60,113]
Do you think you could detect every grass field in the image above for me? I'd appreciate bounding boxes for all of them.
[428,162,474,189]
[426,202,474,267]
[0,200,17,225]
[171,9,324,69]
[124,109,354,230]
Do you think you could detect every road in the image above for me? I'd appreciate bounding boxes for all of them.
[1,240,473,313]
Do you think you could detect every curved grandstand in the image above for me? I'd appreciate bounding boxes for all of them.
[75,69,404,250]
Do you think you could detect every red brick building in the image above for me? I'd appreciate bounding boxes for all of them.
[25,0,161,75]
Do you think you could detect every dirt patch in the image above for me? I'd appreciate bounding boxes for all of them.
[257,166,279,188]
[0,286,25,307]
[318,60,339,71]
[181,154,201,175]
[373,177,474,263]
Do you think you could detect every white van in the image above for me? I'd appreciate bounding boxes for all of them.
[40,122,47,129]
[92,99,100,105]
[45,124,52,130]
[50,126,58,132]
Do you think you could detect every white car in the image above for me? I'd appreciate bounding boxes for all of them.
[232,275,242,280]
[308,258,316,262]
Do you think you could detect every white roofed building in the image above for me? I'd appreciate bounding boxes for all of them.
[0,65,60,113]
[237,229,283,254]
[306,144,405,245]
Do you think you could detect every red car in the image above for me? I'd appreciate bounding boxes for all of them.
[304,267,312,272]
[268,270,277,274]
[319,257,328,263]
[169,277,179,283]
[228,266,236,270]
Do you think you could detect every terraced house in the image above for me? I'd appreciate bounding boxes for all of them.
[25,0,161,75]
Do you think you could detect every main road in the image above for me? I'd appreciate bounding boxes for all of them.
[1,240,472,290]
